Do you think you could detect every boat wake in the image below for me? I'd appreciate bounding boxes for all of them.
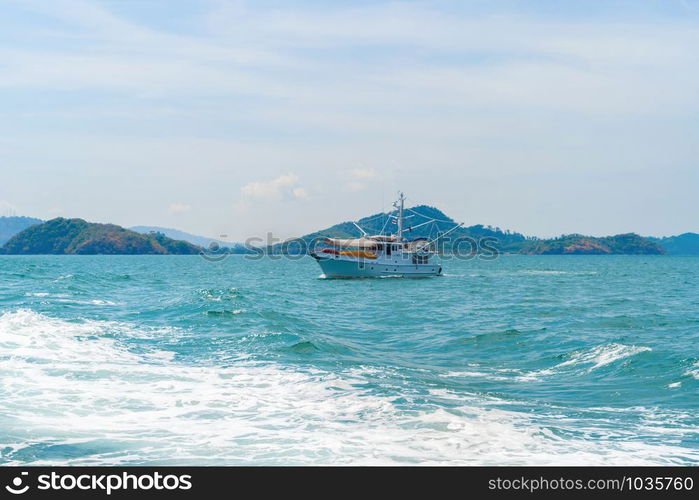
[0,309,696,466]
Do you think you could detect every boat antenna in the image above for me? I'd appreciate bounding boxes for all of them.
[415,222,464,253]
[393,192,406,240]
[352,221,368,237]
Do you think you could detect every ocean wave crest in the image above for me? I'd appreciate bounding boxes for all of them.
[0,310,695,466]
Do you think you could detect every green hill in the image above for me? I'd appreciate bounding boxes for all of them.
[519,233,665,255]
[277,206,664,255]
[650,233,699,255]
[0,212,680,256]
[1,218,201,255]
[0,216,43,245]
[290,205,527,251]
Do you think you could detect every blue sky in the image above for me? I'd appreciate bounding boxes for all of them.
[1,0,697,240]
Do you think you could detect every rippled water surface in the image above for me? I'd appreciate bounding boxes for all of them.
[0,255,697,465]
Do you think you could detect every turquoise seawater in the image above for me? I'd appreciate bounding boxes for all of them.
[0,255,697,465]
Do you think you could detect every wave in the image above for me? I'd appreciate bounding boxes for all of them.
[685,362,699,380]
[0,310,695,466]
[444,344,652,383]
[205,309,245,316]
[443,368,519,382]
[554,343,652,371]
[196,287,241,301]
[512,270,599,276]
[52,274,74,282]
[516,343,652,381]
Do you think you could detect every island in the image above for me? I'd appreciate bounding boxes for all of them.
[0,211,692,256]
[287,206,667,255]
[1,218,201,255]
[518,233,666,255]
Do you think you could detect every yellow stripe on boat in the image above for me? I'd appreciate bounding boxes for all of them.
[339,250,378,259]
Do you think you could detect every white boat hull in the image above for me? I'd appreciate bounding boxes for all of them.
[312,254,442,278]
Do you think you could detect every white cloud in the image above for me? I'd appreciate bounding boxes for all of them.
[344,167,380,191]
[1,1,698,238]
[292,187,309,199]
[6,1,697,116]
[239,173,308,203]
[351,168,378,179]
[168,203,191,215]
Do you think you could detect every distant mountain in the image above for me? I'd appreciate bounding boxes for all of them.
[2,218,201,255]
[649,233,699,255]
[0,213,691,257]
[293,205,527,251]
[130,225,249,252]
[284,206,665,255]
[520,233,665,255]
[0,216,43,245]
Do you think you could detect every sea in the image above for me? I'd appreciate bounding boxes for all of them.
[0,254,697,465]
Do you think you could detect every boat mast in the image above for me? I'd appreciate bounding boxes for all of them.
[396,192,405,241]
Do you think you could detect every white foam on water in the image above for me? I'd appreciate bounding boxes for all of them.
[52,298,120,306]
[445,344,652,383]
[516,343,652,381]
[556,343,652,371]
[443,368,517,382]
[0,310,696,466]
[517,270,597,276]
[684,362,699,380]
[684,361,699,380]
[89,299,118,306]
[444,370,496,378]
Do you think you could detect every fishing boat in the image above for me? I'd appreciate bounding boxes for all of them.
[310,193,462,278]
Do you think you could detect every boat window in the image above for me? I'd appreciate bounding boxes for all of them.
[386,244,392,256]
[412,254,429,265]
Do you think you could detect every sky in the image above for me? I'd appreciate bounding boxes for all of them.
[0,0,697,241]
